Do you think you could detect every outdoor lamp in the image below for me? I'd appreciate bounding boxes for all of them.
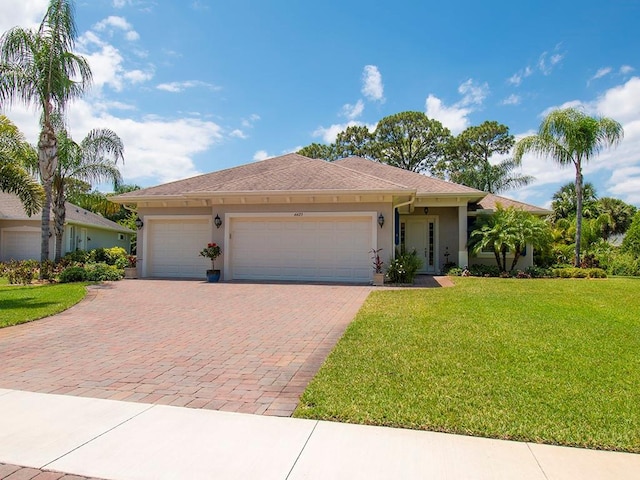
[135,217,144,229]
[214,214,222,229]
[378,212,385,228]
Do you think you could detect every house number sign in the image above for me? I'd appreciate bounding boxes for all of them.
[293,212,304,216]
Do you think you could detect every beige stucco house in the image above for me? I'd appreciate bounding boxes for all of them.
[0,192,133,261]
[112,154,548,283]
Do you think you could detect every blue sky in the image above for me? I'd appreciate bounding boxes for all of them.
[1,0,639,208]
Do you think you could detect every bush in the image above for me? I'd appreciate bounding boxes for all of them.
[446,267,463,276]
[1,260,39,285]
[386,248,423,284]
[85,263,123,281]
[63,250,90,264]
[524,266,553,278]
[469,264,500,277]
[441,262,458,275]
[59,266,88,283]
[552,267,607,279]
[104,247,128,267]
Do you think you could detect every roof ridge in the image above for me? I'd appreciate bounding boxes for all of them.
[328,157,417,190]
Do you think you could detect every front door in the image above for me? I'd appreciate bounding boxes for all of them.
[405,217,438,274]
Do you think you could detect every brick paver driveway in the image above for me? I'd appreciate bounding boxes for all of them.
[0,280,371,416]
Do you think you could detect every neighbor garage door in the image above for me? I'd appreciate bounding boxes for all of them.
[146,218,211,278]
[230,215,373,283]
[1,229,40,261]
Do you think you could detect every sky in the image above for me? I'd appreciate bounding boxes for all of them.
[1,0,639,208]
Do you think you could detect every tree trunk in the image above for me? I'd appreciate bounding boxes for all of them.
[53,181,66,262]
[501,246,508,273]
[510,248,521,272]
[493,249,503,272]
[38,122,58,274]
[574,163,583,267]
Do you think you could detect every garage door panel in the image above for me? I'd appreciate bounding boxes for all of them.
[147,219,211,278]
[2,230,41,261]
[230,216,373,283]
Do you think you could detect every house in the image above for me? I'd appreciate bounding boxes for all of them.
[112,154,549,282]
[0,192,134,261]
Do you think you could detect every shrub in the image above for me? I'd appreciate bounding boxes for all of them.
[386,248,423,284]
[446,267,463,276]
[604,251,640,277]
[469,264,500,277]
[2,260,39,285]
[89,247,109,264]
[441,262,458,275]
[104,247,128,266]
[552,267,607,279]
[524,266,553,278]
[59,266,88,283]
[622,211,640,256]
[85,263,123,281]
[63,250,89,264]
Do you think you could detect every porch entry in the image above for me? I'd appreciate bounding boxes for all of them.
[404,217,438,274]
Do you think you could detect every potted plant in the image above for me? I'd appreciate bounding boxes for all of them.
[370,248,384,286]
[124,255,137,279]
[199,242,222,282]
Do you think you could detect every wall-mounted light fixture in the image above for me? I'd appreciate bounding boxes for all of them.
[135,217,144,229]
[377,212,385,228]
[214,214,222,229]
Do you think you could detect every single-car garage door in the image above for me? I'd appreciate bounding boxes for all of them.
[146,218,211,278]
[230,215,374,283]
[1,229,40,261]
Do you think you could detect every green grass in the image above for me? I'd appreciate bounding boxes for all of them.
[294,277,640,453]
[0,281,87,328]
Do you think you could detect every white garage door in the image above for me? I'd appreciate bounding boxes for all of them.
[146,218,211,278]
[230,215,374,283]
[1,230,40,261]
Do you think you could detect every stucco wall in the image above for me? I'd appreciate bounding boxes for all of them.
[80,227,131,253]
[136,202,394,279]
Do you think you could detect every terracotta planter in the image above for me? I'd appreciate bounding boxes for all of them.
[373,272,384,286]
[124,267,137,279]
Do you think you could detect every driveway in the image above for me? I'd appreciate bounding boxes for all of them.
[0,280,372,416]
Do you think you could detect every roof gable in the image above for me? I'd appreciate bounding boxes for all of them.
[476,193,552,215]
[0,192,133,233]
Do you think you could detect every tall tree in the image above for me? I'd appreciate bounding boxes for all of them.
[297,142,338,161]
[0,0,92,264]
[514,108,623,266]
[435,121,533,193]
[374,111,451,173]
[0,115,43,215]
[51,127,123,261]
[597,197,637,239]
[334,125,374,159]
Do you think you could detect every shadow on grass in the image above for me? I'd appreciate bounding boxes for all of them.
[0,297,57,310]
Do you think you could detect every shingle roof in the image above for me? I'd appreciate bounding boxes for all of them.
[334,156,485,196]
[116,153,411,199]
[0,192,133,233]
[476,193,551,214]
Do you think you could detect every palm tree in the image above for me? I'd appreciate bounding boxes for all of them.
[550,182,598,221]
[469,205,552,272]
[514,108,623,266]
[0,115,43,215]
[52,127,124,261]
[0,0,92,264]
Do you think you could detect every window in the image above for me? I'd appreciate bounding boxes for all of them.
[118,233,125,241]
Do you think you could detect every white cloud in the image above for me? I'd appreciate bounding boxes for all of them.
[0,0,47,32]
[253,150,270,161]
[507,66,533,86]
[312,121,365,144]
[620,65,635,75]
[538,50,565,75]
[425,79,488,135]
[597,76,640,124]
[361,65,384,102]
[124,69,153,84]
[94,15,139,42]
[241,114,260,128]
[589,67,612,84]
[156,80,221,93]
[501,94,521,106]
[425,95,470,135]
[113,0,128,7]
[341,99,365,120]
[229,129,247,139]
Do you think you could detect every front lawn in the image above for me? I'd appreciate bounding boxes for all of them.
[0,282,87,328]
[294,277,640,453]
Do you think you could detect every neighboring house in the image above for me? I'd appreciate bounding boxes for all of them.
[0,192,134,262]
[112,154,549,283]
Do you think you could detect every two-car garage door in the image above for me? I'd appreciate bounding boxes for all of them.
[229,216,373,283]
[145,214,375,283]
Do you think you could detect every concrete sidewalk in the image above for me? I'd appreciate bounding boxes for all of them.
[1,389,638,480]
